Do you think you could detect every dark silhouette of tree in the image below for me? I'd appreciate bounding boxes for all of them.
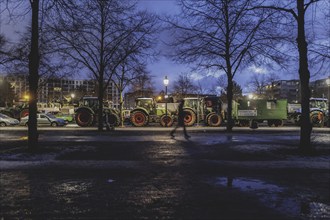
[167,0,276,131]
[1,0,76,151]
[253,0,327,152]
[113,63,151,127]
[25,0,40,151]
[247,72,279,98]
[217,76,243,102]
[49,0,157,131]
[128,71,155,98]
[172,72,197,99]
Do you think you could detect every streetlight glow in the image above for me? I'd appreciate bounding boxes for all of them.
[164,76,169,127]
[163,76,169,86]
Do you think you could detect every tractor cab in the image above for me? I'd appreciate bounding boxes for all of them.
[204,96,222,115]
[135,98,156,114]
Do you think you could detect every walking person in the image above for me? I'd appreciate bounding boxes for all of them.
[103,112,111,131]
[170,99,190,139]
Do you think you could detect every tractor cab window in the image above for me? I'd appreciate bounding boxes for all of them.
[205,100,213,108]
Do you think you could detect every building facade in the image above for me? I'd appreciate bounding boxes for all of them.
[264,77,330,103]
[0,75,120,108]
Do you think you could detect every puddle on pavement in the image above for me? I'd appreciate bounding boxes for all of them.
[215,177,330,219]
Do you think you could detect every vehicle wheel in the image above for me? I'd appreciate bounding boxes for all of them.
[160,115,174,127]
[130,111,148,127]
[20,109,29,119]
[0,122,6,127]
[207,113,222,127]
[310,111,324,127]
[267,120,274,127]
[249,120,258,129]
[274,120,283,127]
[75,109,94,127]
[25,122,28,127]
[183,109,196,126]
[107,113,120,127]
[239,120,249,127]
[51,122,58,127]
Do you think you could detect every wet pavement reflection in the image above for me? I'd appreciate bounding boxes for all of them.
[215,177,330,219]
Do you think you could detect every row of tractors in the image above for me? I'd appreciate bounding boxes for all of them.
[73,96,224,128]
[1,96,328,128]
[74,96,329,128]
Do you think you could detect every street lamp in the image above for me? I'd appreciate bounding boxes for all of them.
[70,93,75,105]
[163,76,169,127]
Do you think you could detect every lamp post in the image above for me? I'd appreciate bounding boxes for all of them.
[163,76,169,127]
[70,93,75,105]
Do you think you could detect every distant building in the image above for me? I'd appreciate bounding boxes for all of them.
[263,77,330,103]
[264,80,300,103]
[310,77,330,100]
[1,75,120,108]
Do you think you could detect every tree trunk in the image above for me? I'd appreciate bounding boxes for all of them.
[120,90,124,127]
[296,0,313,153]
[226,75,234,131]
[28,0,40,152]
[98,77,104,131]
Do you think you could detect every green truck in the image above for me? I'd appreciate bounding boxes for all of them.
[231,99,288,127]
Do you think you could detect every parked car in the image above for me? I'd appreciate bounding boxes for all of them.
[20,113,68,127]
[0,113,20,126]
[49,112,74,123]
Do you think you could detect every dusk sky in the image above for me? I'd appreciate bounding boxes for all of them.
[1,1,328,94]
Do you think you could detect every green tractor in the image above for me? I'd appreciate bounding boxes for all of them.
[288,98,329,127]
[130,97,174,127]
[182,96,223,127]
[75,97,120,127]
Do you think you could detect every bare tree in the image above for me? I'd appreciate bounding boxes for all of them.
[48,0,157,131]
[172,72,197,99]
[1,0,76,151]
[128,71,155,98]
[217,75,243,102]
[247,74,267,96]
[167,0,277,131]
[253,0,328,152]
[247,72,279,98]
[113,62,150,127]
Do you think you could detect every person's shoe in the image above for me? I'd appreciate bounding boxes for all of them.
[184,135,191,139]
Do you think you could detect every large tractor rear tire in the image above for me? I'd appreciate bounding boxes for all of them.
[183,108,196,127]
[206,113,222,127]
[310,110,324,127]
[20,109,29,119]
[75,109,94,127]
[131,111,148,127]
[160,114,174,127]
[107,113,120,127]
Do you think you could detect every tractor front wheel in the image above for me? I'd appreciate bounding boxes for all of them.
[206,113,222,127]
[131,111,148,127]
[160,115,173,127]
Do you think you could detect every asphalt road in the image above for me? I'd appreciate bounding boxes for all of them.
[0,127,329,219]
